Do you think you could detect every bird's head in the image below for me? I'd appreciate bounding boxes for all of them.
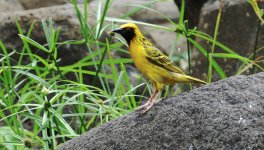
[111,23,142,44]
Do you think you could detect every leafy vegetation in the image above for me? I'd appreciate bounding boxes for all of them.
[0,0,263,149]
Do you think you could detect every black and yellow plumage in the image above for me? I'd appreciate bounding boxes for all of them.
[112,23,206,112]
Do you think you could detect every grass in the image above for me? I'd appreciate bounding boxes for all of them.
[0,0,263,149]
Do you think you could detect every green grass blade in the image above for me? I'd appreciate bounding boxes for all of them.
[208,0,224,83]
[188,38,227,79]
[13,69,50,88]
[19,34,50,53]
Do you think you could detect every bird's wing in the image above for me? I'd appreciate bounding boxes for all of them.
[144,45,185,74]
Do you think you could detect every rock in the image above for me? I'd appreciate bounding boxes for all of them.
[193,0,264,80]
[0,0,24,13]
[18,0,66,9]
[58,72,264,150]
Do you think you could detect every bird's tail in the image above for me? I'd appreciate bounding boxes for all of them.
[170,73,207,84]
[185,75,207,84]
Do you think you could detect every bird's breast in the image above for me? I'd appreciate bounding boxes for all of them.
[129,43,149,73]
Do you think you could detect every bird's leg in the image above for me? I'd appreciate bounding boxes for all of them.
[136,89,160,113]
[136,89,157,111]
[142,89,157,106]
[142,89,160,113]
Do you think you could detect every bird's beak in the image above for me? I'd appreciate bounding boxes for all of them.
[108,28,123,36]
[111,28,123,34]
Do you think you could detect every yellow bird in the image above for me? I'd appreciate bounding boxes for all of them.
[112,23,206,112]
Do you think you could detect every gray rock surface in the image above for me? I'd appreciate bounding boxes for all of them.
[58,72,264,150]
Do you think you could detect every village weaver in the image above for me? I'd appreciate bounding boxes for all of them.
[111,23,206,113]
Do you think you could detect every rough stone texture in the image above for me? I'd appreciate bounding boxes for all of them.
[193,0,264,80]
[18,0,66,9]
[59,72,264,150]
[0,0,24,12]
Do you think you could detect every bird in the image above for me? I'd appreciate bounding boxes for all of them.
[111,23,206,113]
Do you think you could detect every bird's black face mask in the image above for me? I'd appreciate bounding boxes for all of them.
[112,27,136,44]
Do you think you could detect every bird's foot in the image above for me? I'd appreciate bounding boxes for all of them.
[141,100,155,113]
[135,100,155,113]
[135,101,150,111]
[135,89,159,113]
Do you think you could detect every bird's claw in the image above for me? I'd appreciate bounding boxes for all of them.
[136,100,155,113]
[135,103,148,111]
[135,89,159,113]
[141,101,155,113]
